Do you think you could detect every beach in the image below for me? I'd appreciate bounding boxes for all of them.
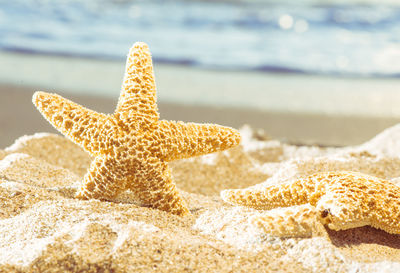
[2,0,400,271]
[1,51,400,272]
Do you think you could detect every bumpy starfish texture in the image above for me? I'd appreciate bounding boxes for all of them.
[221,171,400,237]
[32,42,241,216]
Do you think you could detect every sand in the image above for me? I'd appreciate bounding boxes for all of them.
[2,51,400,272]
[0,124,400,272]
[2,83,400,148]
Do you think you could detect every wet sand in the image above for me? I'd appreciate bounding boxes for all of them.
[1,83,400,148]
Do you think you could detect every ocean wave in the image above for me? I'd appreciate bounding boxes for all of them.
[1,0,400,77]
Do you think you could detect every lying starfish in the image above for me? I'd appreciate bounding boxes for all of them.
[221,171,400,237]
[33,42,241,216]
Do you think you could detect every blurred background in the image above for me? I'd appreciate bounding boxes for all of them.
[1,0,400,147]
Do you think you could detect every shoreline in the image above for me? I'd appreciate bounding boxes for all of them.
[2,51,400,146]
[2,51,400,117]
[1,83,400,147]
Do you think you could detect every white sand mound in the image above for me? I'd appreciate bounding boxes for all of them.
[0,124,400,272]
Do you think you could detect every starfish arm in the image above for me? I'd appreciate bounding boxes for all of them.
[251,204,318,237]
[127,159,189,216]
[76,155,129,200]
[316,192,400,234]
[314,172,400,234]
[158,121,241,161]
[33,91,113,154]
[315,193,369,232]
[114,42,159,130]
[221,180,313,210]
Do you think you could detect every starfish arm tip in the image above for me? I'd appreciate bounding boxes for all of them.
[126,42,151,60]
[32,91,47,106]
[250,205,317,238]
[216,125,241,151]
[220,188,257,207]
[132,41,149,49]
[220,189,234,203]
[231,128,242,145]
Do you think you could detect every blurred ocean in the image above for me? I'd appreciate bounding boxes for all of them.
[1,0,400,77]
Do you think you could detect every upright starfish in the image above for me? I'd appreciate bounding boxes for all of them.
[221,171,400,237]
[33,42,241,216]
